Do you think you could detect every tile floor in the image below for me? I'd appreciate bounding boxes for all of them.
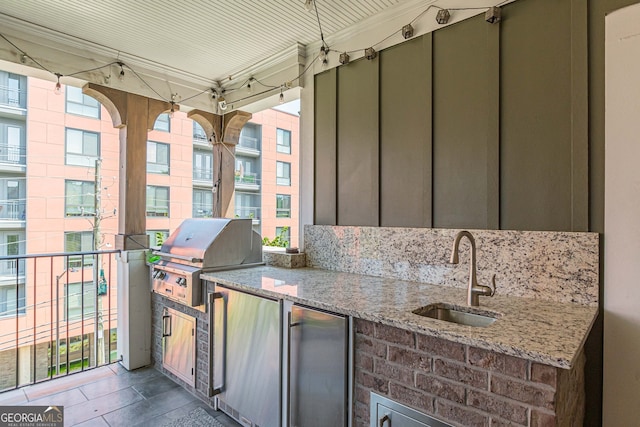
[0,364,239,426]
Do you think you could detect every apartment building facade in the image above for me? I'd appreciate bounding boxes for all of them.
[0,68,299,388]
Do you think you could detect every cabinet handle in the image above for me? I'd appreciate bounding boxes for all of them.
[162,314,171,337]
[210,291,226,396]
[379,414,390,427]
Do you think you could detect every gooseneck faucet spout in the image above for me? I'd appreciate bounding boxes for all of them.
[450,230,496,307]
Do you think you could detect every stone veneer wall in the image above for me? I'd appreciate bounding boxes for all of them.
[305,226,599,306]
[355,319,585,427]
[150,292,215,406]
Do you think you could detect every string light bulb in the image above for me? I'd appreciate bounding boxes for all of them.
[436,9,451,24]
[365,47,377,60]
[304,0,314,12]
[169,102,175,118]
[54,73,62,95]
[20,53,27,64]
[247,77,255,94]
[117,62,125,81]
[279,87,285,104]
[339,52,350,65]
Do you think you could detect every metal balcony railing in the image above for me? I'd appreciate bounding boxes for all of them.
[0,86,27,109]
[193,168,213,181]
[0,199,26,221]
[0,142,27,166]
[235,173,260,186]
[234,206,261,220]
[0,250,120,392]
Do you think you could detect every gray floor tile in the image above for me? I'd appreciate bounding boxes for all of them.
[28,387,88,408]
[102,386,196,427]
[132,374,179,399]
[0,388,28,405]
[64,386,143,426]
[70,416,110,427]
[79,367,161,400]
[23,367,116,401]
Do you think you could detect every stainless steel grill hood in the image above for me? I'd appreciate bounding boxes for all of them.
[151,218,262,308]
[158,218,262,269]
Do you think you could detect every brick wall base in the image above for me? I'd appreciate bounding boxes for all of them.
[354,319,585,427]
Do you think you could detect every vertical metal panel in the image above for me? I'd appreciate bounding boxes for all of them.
[337,58,380,226]
[314,70,337,225]
[500,0,573,231]
[432,16,490,229]
[379,35,432,227]
[570,0,589,231]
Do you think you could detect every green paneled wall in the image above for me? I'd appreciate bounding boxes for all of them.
[313,0,588,232]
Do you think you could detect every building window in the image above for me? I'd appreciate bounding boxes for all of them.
[276,128,291,154]
[0,121,26,165]
[64,281,96,321]
[0,232,25,276]
[154,113,170,132]
[193,188,213,218]
[66,128,100,167]
[65,86,100,118]
[147,186,169,217]
[276,194,291,218]
[193,121,207,143]
[276,161,291,186]
[238,123,261,150]
[146,230,169,249]
[0,284,25,317]
[147,141,170,174]
[0,71,27,108]
[194,149,213,181]
[65,180,95,217]
[235,158,259,185]
[235,192,260,220]
[64,231,94,269]
[276,227,290,247]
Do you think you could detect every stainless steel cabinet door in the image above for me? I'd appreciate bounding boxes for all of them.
[289,305,348,427]
[214,286,282,427]
[162,307,195,386]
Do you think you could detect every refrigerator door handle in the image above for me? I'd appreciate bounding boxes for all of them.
[287,311,293,424]
[211,291,226,396]
[379,414,390,427]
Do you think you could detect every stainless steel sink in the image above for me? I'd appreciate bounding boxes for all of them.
[412,303,499,327]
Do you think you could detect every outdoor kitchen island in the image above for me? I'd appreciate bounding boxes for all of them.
[201,265,597,427]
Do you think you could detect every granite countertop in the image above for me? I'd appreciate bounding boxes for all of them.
[201,266,598,369]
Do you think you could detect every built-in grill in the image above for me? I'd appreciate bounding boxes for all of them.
[151,218,262,309]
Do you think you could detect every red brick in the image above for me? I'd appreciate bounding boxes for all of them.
[355,318,374,335]
[356,351,374,372]
[416,334,466,362]
[388,346,431,372]
[415,374,466,404]
[389,383,434,413]
[356,334,387,358]
[436,400,489,427]
[375,323,415,347]
[375,359,414,384]
[490,418,526,427]
[354,401,369,424]
[491,375,555,410]
[355,385,371,406]
[467,389,528,424]
[468,347,529,380]
[531,409,556,427]
[531,363,558,388]
[357,369,389,394]
[434,358,488,389]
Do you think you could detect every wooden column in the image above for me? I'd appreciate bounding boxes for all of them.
[83,83,174,250]
[188,110,251,218]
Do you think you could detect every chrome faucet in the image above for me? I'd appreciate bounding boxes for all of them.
[450,230,496,307]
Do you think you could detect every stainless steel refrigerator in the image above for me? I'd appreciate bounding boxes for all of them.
[288,305,348,427]
[213,286,282,427]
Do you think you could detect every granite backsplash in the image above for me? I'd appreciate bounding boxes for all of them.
[304,226,599,306]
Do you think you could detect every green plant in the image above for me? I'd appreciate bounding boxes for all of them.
[262,226,289,248]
